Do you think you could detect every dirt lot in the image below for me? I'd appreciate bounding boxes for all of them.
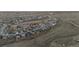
[2,11,79,47]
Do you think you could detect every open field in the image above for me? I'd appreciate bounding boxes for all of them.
[1,11,79,47]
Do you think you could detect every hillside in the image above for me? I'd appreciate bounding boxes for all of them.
[2,11,79,47]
